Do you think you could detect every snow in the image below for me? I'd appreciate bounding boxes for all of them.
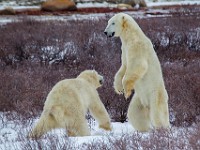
[0,0,199,9]
[0,112,134,150]
[0,0,199,25]
[1,111,199,150]
[0,6,40,11]
[0,15,96,26]
[0,10,169,26]
[147,1,200,7]
[77,1,200,8]
[0,0,200,10]
[77,1,118,8]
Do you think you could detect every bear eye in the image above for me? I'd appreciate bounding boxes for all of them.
[112,22,115,25]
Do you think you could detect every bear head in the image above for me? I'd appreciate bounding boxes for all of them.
[77,70,104,88]
[104,13,130,37]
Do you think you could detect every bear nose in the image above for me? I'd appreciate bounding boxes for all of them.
[104,31,107,35]
[99,78,104,85]
[112,32,115,37]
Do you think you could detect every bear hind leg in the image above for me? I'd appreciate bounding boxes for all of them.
[67,116,90,137]
[127,94,150,132]
[150,90,170,129]
[29,113,57,139]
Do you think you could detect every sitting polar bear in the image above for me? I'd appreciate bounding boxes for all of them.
[29,70,111,138]
[104,13,170,132]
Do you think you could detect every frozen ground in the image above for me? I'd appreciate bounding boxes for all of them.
[0,112,133,149]
[0,0,199,26]
[0,1,199,26]
[0,0,200,10]
[0,11,169,26]
[0,112,199,150]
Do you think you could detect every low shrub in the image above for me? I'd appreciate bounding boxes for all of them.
[0,12,199,126]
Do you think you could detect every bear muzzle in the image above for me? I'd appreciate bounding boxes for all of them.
[99,78,104,85]
[104,31,115,37]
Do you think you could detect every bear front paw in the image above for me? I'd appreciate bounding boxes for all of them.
[99,122,112,131]
[113,79,124,95]
[27,130,43,139]
[27,132,38,139]
[123,79,134,99]
[124,88,132,99]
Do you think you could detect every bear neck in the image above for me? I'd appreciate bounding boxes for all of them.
[77,75,97,88]
[120,21,145,43]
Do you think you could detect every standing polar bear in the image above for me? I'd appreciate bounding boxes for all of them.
[104,13,170,132]
[29,70,111,138]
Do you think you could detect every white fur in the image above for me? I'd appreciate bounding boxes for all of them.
[29,70,111,138]
[105,13,170,132]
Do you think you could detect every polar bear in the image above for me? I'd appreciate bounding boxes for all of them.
[104,13,170,132]
[29,70,111,138]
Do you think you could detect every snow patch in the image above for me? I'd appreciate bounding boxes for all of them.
[147,1,200,7]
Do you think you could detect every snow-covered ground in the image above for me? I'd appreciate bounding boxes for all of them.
[0,112,133,149]
[147,0,200,7]
[0,112,199,150]
[0,0,200,10]
[0,0,199,26]
[77,1,200,8]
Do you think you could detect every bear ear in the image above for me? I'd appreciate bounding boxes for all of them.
[92,70,96,74]
[122,15,127,29]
